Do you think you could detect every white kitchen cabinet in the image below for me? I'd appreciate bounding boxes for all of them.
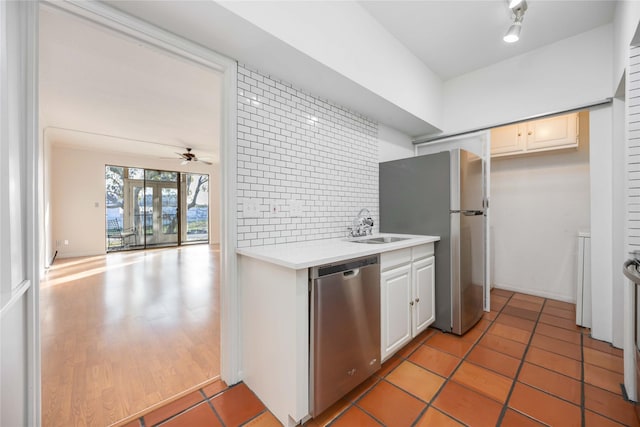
[381,264,412,360]
[237,234,441,425]
[490,112,579,158]
[490,123,524,156]
[412,256,435,335]
[380,243,435,361]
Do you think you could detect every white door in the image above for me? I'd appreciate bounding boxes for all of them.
[381,264,412,361]
[0,1,39,426]
[412,257,435,335]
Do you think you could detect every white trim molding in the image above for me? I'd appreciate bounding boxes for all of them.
[0,280,31,320]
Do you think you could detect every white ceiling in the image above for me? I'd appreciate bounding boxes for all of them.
[40,1,617,151]
[360,0,617,80]
[39,6,222,162]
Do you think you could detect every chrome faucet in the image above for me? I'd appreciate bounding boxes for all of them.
[348,208,374,238]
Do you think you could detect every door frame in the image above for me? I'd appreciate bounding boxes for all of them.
[125,174,180,248]
[34,0,240,421]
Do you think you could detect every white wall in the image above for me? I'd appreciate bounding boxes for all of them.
[48,142,219,259]
[218,1,443,130]
[236,64,379,247]
[378,124,414,163]
[614,1,640,90]
[443,24,613,135]
[490,112,591,302]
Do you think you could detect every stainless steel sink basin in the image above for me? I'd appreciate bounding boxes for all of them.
[349,236,410,244]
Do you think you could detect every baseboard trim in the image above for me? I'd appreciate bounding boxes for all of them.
[56,251,106,259]
[108,376,222,427]
[492,284,575,303]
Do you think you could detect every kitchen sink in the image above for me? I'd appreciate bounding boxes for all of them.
[349,236,411,244]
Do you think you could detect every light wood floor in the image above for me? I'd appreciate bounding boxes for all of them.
[40,244,220,427]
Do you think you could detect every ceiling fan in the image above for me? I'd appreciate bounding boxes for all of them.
[173,148,213,165]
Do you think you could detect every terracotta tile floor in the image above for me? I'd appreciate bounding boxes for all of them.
[124,290,639,427]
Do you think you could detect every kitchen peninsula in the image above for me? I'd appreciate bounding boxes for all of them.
[237,233,440,426]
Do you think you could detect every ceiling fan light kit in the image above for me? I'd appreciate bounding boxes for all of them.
[175,148,213,165]
[504,0,527,43]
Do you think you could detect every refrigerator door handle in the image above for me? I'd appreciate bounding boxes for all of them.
[452,210,484,216]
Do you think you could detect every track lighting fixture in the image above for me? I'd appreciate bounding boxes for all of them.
[508,0,524,9]
[503,0,527,43]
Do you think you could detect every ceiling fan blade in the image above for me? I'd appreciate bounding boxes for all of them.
[199,159,213,165]
[181,160,189,165]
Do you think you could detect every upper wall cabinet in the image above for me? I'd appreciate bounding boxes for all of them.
[490,113,579,158]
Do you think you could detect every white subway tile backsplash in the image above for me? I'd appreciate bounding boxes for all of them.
[237,64,378,247]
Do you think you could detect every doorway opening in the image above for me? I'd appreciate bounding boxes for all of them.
[105,166,211,251]
[39,4,229,425]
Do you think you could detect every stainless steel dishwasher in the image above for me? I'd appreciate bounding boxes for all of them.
[309,255,380,416]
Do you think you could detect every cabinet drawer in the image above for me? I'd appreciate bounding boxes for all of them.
[380,248,411,271]
[412,243,434,261]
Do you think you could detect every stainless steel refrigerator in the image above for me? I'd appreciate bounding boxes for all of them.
[379,148,486,335]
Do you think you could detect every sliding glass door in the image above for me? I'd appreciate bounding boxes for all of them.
[105,166,209,251]
[143,170,179,247]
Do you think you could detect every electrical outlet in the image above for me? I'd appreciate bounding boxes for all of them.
[289,199,303,217]
[64,240,69,245]
[243,198,260,218]
[269,202,280,216]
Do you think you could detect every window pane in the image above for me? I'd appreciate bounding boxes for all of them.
[105,166,125,250]
[162,188,178,234]
[185,173,209,242]
[145,169,177,182]
[127,167,144,180]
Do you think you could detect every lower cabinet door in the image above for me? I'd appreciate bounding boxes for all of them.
[412,256,435,336]
[381,264,412,361]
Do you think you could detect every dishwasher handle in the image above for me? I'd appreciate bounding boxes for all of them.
[311,255,379,279]
[343,268,360,278]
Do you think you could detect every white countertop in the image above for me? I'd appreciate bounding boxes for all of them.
[236,233,440,269]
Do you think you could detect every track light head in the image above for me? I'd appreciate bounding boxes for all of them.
[503,21,522,43]
[503,1,527,43]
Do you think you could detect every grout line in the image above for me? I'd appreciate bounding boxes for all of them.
[581,332,586,427]
[346,403,385,427]
[239,408,269,426]
[322,376,381,426]
[205,394,226,427]
[323,403,355,427]
[495,297,547,426]
[410,405,429,427]
[147,393,209,427]
[315,292,607,427]
[342,331,436,426]
[412,292,515,427]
